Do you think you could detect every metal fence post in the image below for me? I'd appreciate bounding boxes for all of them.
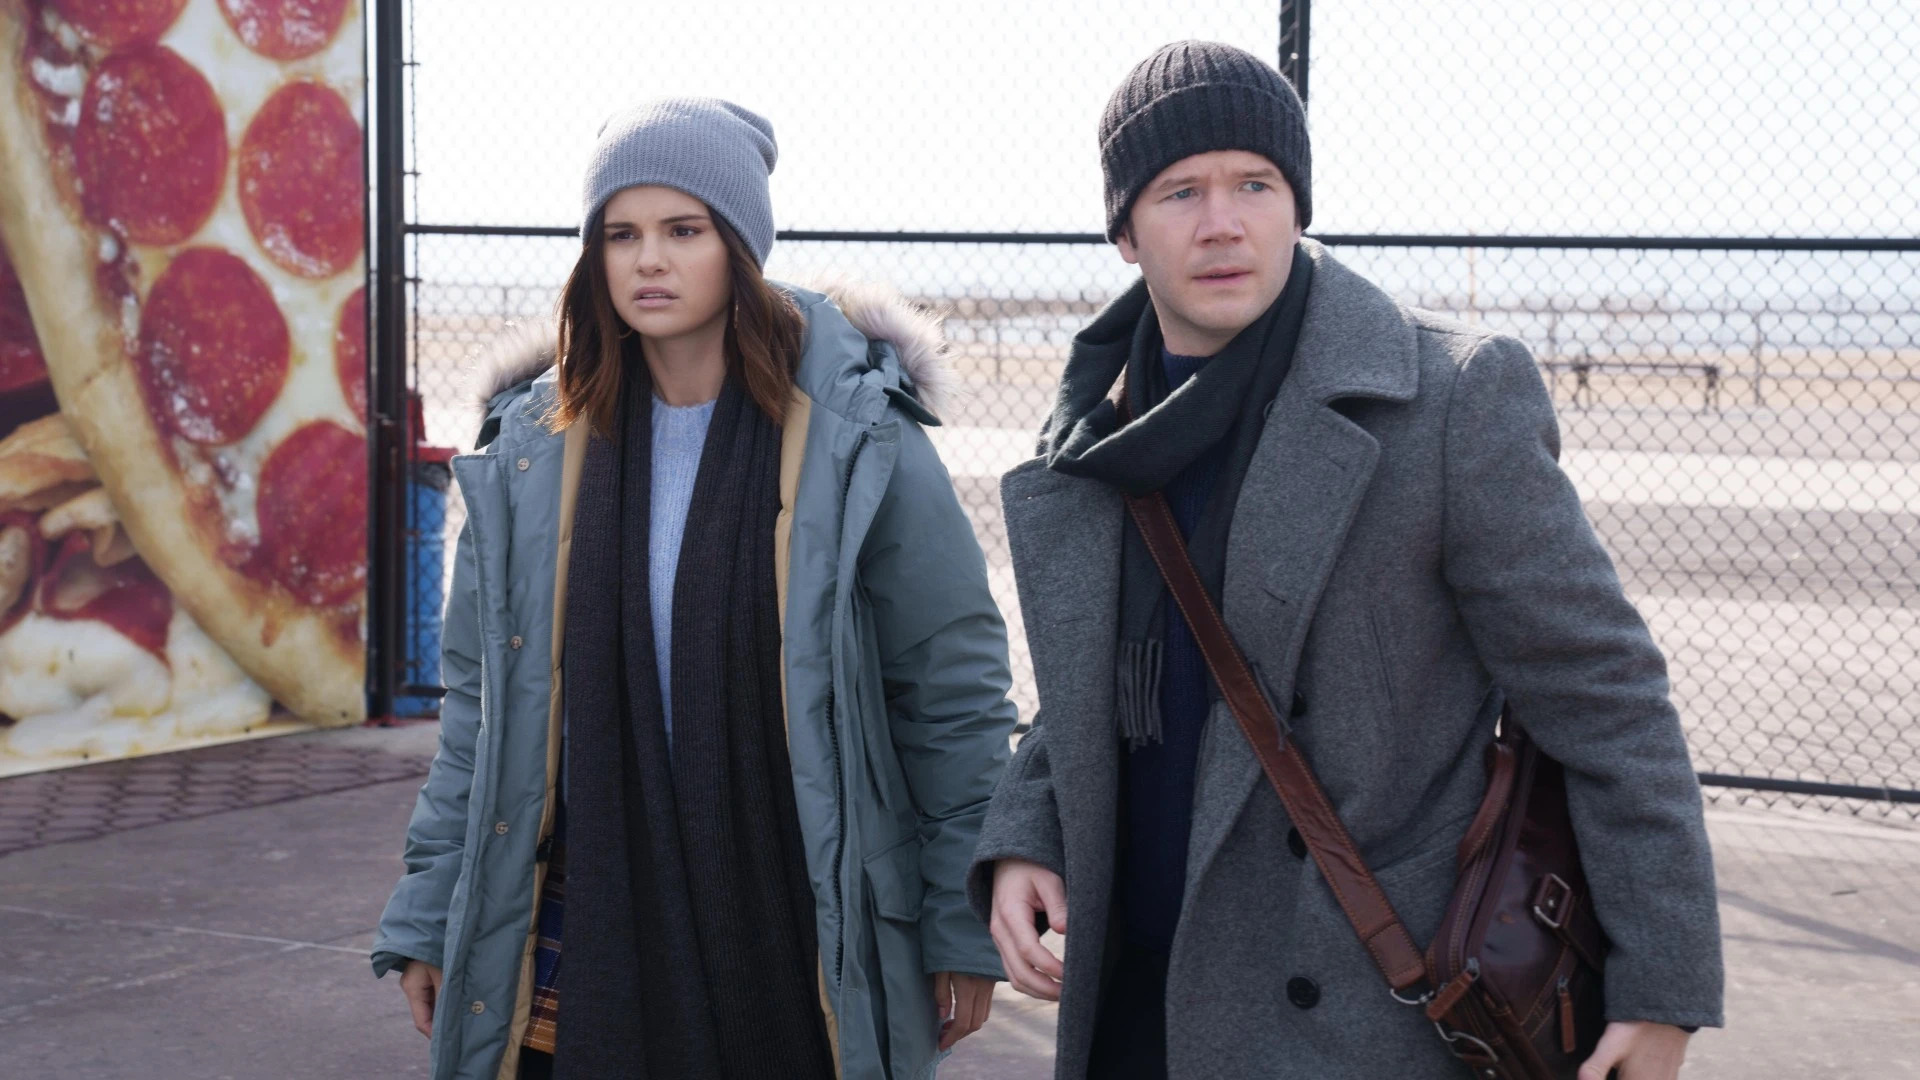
[1280,0,1310,103]
[367,0,410,721]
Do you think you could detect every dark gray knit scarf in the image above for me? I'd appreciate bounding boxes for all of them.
[1045,244,1313,744]
[556,369,834,1080]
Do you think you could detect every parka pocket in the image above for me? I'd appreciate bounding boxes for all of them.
[862,833,937,1077]
[864,831,926,923]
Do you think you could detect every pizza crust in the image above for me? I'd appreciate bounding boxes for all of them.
[0,8,363,725]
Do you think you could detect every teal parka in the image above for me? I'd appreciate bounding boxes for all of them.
[373,282,1017,1080]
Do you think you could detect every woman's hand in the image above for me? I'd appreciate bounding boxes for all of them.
[1579,1020,1693,1079]
[399,960,445,1038]
[932,971,995,1051]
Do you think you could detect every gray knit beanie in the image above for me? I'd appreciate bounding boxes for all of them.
[581,97,778,264]
[1100,41,1311,241]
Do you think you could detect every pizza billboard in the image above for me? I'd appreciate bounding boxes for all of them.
[0,0,369,775]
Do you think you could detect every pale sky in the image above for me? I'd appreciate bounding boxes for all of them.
[402,0,1918,238]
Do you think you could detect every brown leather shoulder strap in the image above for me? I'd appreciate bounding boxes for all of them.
[1120,476,1430,992]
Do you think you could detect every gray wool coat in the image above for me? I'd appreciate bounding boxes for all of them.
[967,239,1723,1079]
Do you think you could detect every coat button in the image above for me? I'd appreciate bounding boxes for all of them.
[516,457,530,471]
[494,821,509,836]
[1287,976,1321,1010]
[470,1000,486,1014]
[1291,692,1308,718]
[1287,828,1307,860]
[509,635,524,650]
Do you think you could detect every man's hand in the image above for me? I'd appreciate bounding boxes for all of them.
[988,858,1067,1001]
[399,960,445,1038]
[1579,1020,1692,1080]
[932,972,994,1051]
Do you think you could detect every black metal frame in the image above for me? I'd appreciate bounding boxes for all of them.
[1280,0,1310,102]
[367,0,408,720]
[408,224,1920,253]
[369,0,442,715]
[367,0,1917,803]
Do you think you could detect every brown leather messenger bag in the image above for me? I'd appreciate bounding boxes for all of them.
[1120,483,1609,1078]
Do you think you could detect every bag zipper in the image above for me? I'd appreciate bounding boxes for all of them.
[1557,975,1576,1056]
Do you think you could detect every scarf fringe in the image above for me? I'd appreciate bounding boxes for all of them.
[1116,638,1165,749]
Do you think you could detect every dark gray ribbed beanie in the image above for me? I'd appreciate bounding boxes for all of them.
[581,97,778,265]
[1100,41,1311,241]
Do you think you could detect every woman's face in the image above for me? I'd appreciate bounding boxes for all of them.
[599,185,732,343]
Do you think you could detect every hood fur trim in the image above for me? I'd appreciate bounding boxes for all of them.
[469,317,559,416]
[803,275,956,419]
[463,278,957,422]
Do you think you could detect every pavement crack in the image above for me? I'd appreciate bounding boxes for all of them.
[0,904,369,957]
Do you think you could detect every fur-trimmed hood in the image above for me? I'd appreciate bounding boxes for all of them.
[466,278,954,429]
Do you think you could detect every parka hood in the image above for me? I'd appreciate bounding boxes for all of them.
[465,278,955,434]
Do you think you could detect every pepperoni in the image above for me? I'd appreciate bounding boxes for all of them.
[39,534,173,659]
[335,287,366,418]
[217,0,350,61]
[254,420,365,607]
[75,46,227,246]
[137,248,289,446]
[49,0,187,51]
[238,81,363,279]
[0,255,48,395]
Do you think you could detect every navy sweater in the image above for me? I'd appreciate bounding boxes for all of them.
[1117,348,1226,954]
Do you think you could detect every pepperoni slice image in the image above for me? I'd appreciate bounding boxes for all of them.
[238,80,364,279]
[49,0,188,52]
[253,420,365,607]
[335,287,366,419]
[136,248,290,446]
[218,0,351,61]
[0,255,48,395]
[75,46,227,246]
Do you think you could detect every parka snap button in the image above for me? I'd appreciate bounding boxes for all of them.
[470,1000,486,1014]
[1287,976,1320,1009]
[509,635,524,650]
[494,821,509,836]
[1287,828,1307,860]
[516,457,530,471]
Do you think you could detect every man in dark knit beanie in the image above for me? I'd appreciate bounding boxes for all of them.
[970,39,1722,1080]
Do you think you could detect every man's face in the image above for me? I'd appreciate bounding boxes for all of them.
[1117,150,1302,357]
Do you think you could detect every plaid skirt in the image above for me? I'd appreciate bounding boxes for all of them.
[523,821,565,1055]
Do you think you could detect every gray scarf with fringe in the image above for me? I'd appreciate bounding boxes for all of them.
[1043,245,1313,744]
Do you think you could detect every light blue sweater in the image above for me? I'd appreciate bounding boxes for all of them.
[650,394,716,744]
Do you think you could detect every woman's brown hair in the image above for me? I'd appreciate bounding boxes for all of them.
[547,210,803,436]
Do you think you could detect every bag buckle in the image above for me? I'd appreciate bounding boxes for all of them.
[1433,1021,1501,1070]
[1532,873,1574,930]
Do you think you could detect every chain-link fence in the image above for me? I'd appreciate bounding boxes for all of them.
[379,1,1918,815]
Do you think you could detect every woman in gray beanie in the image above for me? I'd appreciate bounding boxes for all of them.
[374,98,1016,1080]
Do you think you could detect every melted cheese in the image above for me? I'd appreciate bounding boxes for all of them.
[0,603,273,762]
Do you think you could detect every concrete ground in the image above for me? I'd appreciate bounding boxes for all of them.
[1,726,1915,1078]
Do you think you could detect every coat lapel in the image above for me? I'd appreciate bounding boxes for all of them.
[1182,241,1422,896]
